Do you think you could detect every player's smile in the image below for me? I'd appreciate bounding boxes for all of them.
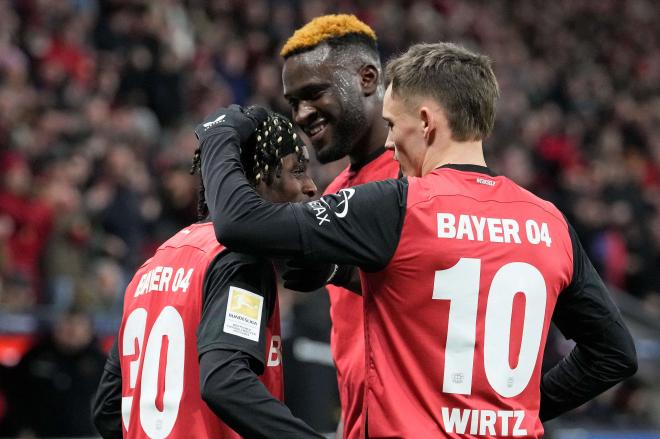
[303,118,330,148]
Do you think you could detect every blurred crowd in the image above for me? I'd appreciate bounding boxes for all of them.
[0,0,659,436]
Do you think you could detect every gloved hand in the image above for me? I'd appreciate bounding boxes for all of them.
[195,104,268,143]
[281,258,339,292]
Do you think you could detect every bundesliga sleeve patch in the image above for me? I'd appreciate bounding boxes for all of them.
[223,286,264,342]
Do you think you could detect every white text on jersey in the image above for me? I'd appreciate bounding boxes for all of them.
[437,213,552,247]
[308,200,330,226]
[441,407,527,436]
[134,266,194,297]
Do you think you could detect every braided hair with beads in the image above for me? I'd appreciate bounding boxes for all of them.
[190,110,306,220]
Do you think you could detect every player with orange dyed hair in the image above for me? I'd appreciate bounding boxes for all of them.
[280,15,400,439]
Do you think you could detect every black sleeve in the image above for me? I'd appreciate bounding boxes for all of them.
[199,129,406,271]
[540,222,638,421]
[200,349,323,439]
[293,180,406,271]
[197,251,322,438]
[92,339,122,439]
[197,250,276,367]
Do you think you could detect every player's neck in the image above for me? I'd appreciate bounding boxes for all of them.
[422,140,486,175]
[348,110,389,166]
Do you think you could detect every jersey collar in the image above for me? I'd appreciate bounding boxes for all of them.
[436,163,498,177]
[349,146,387,172]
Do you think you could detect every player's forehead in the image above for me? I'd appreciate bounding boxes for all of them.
[280,149,309,171]
[300,144,310,161]
[383,85,416,119]
[382,84,396,119]
[282,46,338,93]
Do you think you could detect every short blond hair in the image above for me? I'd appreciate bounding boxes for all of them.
[280,14,377,58]
[386,43,499,141]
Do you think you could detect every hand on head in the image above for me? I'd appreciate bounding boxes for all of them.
[195,104,269,143]
[194,104,312,194]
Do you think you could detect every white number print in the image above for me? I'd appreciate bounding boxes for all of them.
[434,258,547,398]
[433,258,480,395]
[121,306,185,438]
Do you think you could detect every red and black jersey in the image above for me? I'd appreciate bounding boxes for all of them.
[361,168,573,438]
[115,223,283,438]
[94,222,321,438]
[323,149,400,439]
[200,129,637,439]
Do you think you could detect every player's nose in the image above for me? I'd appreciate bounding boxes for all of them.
[294,102,317,127]
[301,176,317,199]
[384,134,396,152]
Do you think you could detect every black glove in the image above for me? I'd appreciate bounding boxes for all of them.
[281,259,339,292]
[195,104,268,143]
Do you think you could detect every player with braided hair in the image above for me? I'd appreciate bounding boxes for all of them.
[190,110,311,218]
[93,107,320,439]
[280,15,401,439]
[242,113,307,186]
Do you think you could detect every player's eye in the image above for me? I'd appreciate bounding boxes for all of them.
[309,90,324,101]
[292,164,306,176]
[301,86,327,101]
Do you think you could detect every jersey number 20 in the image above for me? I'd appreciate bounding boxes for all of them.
[434,258,546,398]
[121,306,185,438]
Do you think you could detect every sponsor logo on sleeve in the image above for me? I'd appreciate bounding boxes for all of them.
[333,188,355,218]
[308,200,331,226]
[308,188,356,226]
[223,286,263,341]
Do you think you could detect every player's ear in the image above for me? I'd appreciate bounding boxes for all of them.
[419,106,435,146]
[359,64,379,97]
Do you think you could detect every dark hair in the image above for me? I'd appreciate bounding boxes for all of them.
[189,148,209,220]
[190,112,305,220]
[385,42,500,141]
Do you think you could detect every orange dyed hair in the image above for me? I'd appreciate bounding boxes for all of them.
[280,14,377,58]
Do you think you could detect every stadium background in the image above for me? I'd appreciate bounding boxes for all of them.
[0,0,658,437]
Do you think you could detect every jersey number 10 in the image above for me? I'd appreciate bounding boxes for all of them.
[434,258,547,398]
